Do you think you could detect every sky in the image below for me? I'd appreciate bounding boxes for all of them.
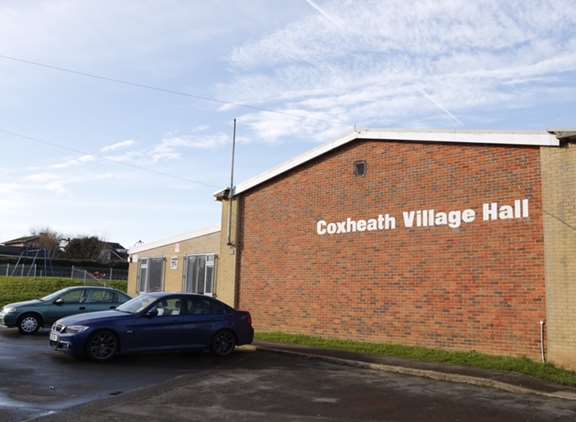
[0,0,575,249]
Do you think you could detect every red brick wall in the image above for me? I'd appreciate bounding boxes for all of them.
[238,140,546,358]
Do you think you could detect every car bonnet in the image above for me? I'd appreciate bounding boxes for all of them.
[57,310,128,326]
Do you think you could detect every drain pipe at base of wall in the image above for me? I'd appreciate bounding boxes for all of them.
[540,320,546,363]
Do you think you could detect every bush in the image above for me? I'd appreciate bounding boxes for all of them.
[0,277,128,308]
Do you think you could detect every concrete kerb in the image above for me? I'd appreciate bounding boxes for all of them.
[251,345,576,401]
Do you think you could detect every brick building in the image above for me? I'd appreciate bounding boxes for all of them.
[216,129,576,369]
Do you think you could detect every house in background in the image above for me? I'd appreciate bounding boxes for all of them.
[3,235,45,249]
[98,241,128,264]
[126,228,226,301]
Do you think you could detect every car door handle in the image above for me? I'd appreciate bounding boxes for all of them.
[79,306,86,311]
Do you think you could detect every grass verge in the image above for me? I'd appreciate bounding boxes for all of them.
[0,276,128,308]
[256,332,576,387]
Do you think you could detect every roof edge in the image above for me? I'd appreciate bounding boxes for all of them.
[128,226,220,255]
[215,128,563,198]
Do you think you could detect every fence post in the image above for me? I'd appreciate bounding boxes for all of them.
[33,264,37,278]
[71,265,75,279]
[84,270,87,285]
[21,265,24,277]
[5,263,9,276]
[110,268,113,281]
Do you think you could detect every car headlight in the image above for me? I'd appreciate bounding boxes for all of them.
[64,325,89,334]
[2,307,16,314]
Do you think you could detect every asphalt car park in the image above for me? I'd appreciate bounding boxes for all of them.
[3,327,576,421]
[0,327,249,422]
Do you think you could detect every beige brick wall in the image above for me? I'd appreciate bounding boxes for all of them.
[541,142,576,369]
[216,198,239,307]
[127,232,220,298]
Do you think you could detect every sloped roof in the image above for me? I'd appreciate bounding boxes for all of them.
[128,227,220,255]
[216,129,571,198]
[3,235,39,245]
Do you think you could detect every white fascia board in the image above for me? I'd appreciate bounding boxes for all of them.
[232,131,358,196]
[358,129,559,147]
[224,129,560,197]
[128,226,220,255]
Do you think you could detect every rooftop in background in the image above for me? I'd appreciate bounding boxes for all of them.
[128,227,220,255]
[2,235,39,247]
[216,128,576,198]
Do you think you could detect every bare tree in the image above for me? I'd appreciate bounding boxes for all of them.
[30,227,63,258]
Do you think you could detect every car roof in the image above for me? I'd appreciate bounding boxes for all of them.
[61,286,126,292]
[143,292,214,298]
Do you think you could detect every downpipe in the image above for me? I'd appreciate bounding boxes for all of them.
[539,320,546,363]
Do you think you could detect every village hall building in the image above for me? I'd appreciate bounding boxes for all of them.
[128,129,576,370]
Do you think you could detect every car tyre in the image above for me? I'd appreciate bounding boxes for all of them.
[18,314,41,335]
[86,330,118,362]
[210,330,236,357]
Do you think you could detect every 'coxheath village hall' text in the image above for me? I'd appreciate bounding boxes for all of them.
[316,199,530,236]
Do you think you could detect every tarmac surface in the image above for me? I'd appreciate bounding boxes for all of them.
[2,327,576,421]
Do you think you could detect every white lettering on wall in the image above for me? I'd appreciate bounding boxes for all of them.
[316,199,530,236]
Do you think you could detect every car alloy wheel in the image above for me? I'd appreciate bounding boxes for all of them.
[87,331,118,361]
[18,315,40,335]
[211,330,236,357]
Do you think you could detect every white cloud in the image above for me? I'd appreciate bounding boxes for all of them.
[100,139,136,152]
[23,172,62,182]
[50,154,96,169]
[222,0,576,143]
[0,183,20,194]
[149,133,231,162]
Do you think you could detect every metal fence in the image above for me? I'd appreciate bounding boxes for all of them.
[0,263,128,282]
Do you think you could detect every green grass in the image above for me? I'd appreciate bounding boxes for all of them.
[256,332,576,387]
[0,276,128,308]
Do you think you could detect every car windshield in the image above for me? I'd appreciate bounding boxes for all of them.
[116,295,158,314]
[40,288,69,302]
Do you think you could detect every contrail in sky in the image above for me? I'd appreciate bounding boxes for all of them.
[302,0,464,126]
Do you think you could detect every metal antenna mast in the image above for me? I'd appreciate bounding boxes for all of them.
[227,119,237,246]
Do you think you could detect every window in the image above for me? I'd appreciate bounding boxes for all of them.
[85,289,114,304]
[184,255,217,296]
[138,261,147,292]
[117,294,157,314]
[117,292,131,303]
[187,296,214,315]
[182,296,228,315]
[59,289,84,304]
[354,160,367,177]
[151,298,185,317]
[137,258,164,292]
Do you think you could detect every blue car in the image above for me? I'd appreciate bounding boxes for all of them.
[49,292,254,361]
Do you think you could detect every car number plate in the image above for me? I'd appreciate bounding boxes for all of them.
[50,332,59,342]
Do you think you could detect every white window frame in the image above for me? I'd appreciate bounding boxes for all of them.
[182,253,217,297]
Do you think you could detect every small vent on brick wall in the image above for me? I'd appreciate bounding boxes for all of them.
[354,160,367,177]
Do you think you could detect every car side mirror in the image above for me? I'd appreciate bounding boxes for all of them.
[54,298,64,305]
[145,308,158,318]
